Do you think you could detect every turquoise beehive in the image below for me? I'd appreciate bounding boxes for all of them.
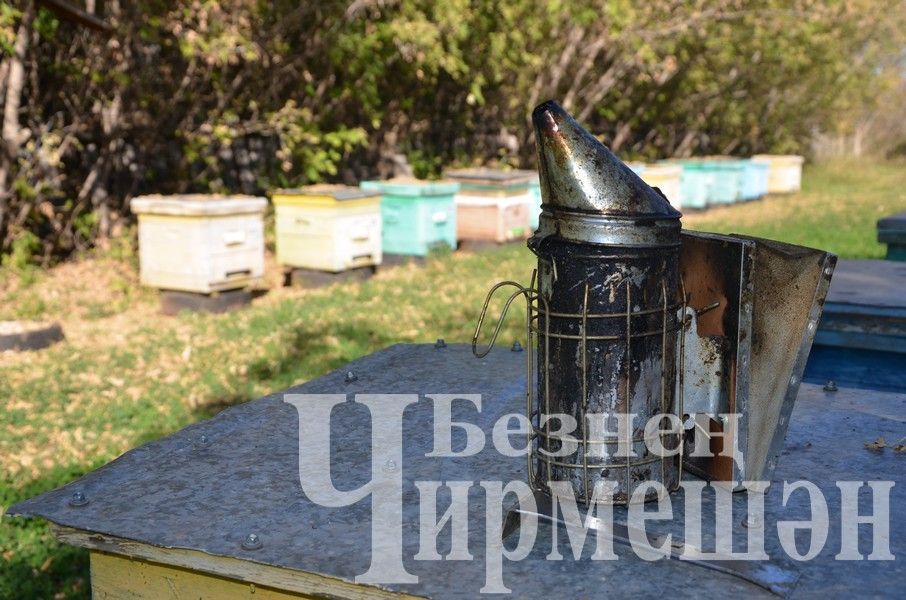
[360,179,459,257]
[671,160,713,209]
[740,159,769,201]
[701,158,746,204]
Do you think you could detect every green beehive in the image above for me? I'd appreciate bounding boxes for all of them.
[360,178,459,257]
[670,160,713,209]
[700,158,746,204]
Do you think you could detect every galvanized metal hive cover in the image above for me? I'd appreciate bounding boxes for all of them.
[9,344,906,598]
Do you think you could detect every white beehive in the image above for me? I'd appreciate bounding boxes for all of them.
[639,163,683,208]
[130,195,267,294]
[445,169,533,243]
[752,155,804,193]
[272,185,382,272]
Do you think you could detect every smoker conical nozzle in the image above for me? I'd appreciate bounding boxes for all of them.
[531,100,681,247]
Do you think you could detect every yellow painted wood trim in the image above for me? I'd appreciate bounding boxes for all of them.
[52,525,422,600]
[272,195,380,209]
[91,551,320,599]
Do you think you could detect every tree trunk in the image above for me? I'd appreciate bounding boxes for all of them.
[0,1,35,251]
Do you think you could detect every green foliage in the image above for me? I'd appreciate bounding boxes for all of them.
[0,0,903,261]
[1,231,41,284]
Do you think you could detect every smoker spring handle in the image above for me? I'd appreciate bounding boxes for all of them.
[471,281,532,359]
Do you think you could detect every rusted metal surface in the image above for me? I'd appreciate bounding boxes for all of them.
[679,231,755,482]
[678,232,836,485]
[8,345,906,598]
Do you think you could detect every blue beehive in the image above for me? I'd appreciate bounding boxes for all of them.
[360,179,459,257]
[528,174,542,230]
[740,159,769,201]
[700,158,746,204]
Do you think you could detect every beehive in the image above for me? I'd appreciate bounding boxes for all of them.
[752,154,804,193]
[700,158,746,204]
[639,163,683,208]
[528,174,542,231]
[360,179,458,257]
[444,169,533,243]
[272,185,382,273]
[740,159,769,200]
[878,212,906,261]
[130,195,266,294]
[672,160,713,209]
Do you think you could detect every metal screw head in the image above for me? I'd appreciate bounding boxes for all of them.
[742,513,763,529]
[344,370,357,383]
[69,491,89,507]
[241,533,262,550]
[511,341,523,352]
[434,338,446,349]
[823,380,838,393]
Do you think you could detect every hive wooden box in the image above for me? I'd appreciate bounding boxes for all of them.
[699,158,746,204]
[639,163,683,208]
[752,154,804,194]
[360,179,459,257]
[130,195,267,294]
[445,169,533,243]
[272,185,382,273]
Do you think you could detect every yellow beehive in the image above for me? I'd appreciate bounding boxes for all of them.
[639,163,683,208]
[272,185,382,272]
[130,195,267,294]
[751,155,804,193]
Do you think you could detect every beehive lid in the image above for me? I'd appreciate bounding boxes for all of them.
[273,184,380,202]
[444,168,537,188]
[752,154,805,165]
[877,211,906,233]
[700,156,747,169]
[130,194,267,216]
[642,163,682,177]
[360,178,460,197]
[7,343,905,597]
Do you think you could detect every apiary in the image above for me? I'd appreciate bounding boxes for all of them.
[360,179,458,257]
[638,163,683,208]
[740,159,769,200]
[752,154,804,193]
[130,195,266,294]
[272,185,382,273]
[444,168,534,244]
[10,100,902,600]
[700,158,746,204]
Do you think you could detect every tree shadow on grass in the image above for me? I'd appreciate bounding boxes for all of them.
[193,320,395,420]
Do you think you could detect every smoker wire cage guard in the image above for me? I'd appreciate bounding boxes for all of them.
[473,267,690,505]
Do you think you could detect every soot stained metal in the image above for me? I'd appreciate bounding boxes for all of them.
[475,101,686,505]
[531,101,683,504]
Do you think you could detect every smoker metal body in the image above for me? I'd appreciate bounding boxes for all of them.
[475,102,688,504]
[531,102,684,504]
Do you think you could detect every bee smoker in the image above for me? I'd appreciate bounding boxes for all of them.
[527,101,683,504]
[474,101,834,508]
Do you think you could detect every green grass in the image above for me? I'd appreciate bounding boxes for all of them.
[0,159,903,598]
